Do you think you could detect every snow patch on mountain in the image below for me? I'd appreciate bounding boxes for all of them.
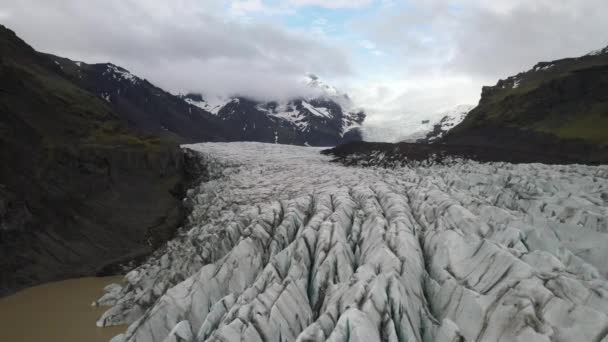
[513,78,521,88]
[184,95,233,115]
[103,64,140,85]
[263,103,310,131]
[533,63,555,72]
[97,142,608,342]
[301,100,331,118]
[341,115,362,137]
[435,104,474,130]
[180,75,364,142]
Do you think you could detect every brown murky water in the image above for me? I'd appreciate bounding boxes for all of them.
[0,276,127,342]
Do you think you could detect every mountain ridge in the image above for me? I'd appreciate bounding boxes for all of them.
[0,24,185,296]
[50,53,365,146]
[324,43,608,165]
[177,73,366,146]
[443,44,608,150]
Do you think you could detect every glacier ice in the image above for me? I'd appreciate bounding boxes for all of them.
[97,142,608,342]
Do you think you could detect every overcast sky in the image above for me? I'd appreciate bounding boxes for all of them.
[2,0,608,139]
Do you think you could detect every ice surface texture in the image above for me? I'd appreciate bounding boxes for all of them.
[98,142,608,342]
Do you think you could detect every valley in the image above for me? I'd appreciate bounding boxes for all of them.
[1,4,608,340]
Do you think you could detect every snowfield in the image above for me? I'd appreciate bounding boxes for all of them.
[97,142,608,342]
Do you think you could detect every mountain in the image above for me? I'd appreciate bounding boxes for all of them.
[180,74,366,146]
[401,104,475,143]
[98,142,608,342]
[0,25,185,295]
[48,54,365,146]
[442,45,608,161]
[0,24,365,295]
[48,55,228,142]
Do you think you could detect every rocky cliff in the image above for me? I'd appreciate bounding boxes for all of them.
[0,25,185,295]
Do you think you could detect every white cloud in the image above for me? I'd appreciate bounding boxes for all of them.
[2,0,352,101]
[363,0,608,79]
[287,0,375,9]
[229,0,293,18]
[359,40,376,50]
[358,40,385,57]
[344,0,608,140]
[351,75,481,141]
[231,0,266,12]
[312,17,328,26]
[3,0,607,142]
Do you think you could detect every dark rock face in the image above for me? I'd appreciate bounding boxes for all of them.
[182,94,365,146]
[323,140,607,167]
[183,94,365,147]
[443,46,608,151]
[216,98,279,143]
[0,24,365,296]
[0,25,185,296]
[49,56,228,143]
[50,55,366,147]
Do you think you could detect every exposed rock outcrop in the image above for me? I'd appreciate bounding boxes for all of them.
[0,25,185,296]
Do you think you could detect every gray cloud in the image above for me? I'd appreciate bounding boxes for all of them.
[1,0,352,101]
[360,0,608,81]
[347,0,608,141]
[2,0,607,141]
[447,1,608,79]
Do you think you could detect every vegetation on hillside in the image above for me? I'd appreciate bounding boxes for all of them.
[450,51,608,145]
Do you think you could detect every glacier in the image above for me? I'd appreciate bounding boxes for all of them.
[96,142,608,342]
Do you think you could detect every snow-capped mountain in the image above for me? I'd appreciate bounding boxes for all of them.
[181,93,232,115]
[401,104,475,143]
[98,142,608,342]
[179,74,366,146]
[51,53,364,146]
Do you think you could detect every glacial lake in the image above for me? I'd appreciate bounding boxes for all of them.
[0,276,126,342]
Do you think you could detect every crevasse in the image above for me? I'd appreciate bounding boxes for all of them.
[96,142,608,342]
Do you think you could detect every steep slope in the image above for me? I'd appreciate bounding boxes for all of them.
[181,75,366,146]
[0,25,184,295]
[48,56,228,143]
[97,143,608,342]
[48,54,364,146]
[443,46,608,156]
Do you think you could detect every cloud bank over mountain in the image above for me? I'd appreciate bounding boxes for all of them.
[3,0,608,136]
